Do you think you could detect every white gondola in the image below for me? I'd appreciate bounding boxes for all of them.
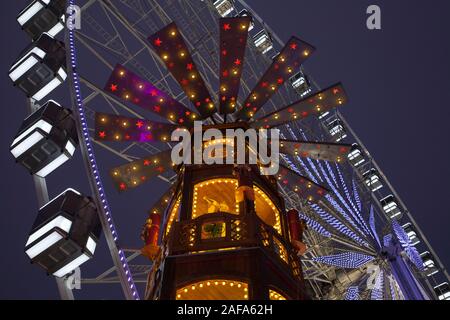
[434,283,450,300]
[380,195,402,220]
[25,189,101,278]
[213,0,235,17]
[327,119,347,142]
[420,251,438,277]
[10,100,78,178]
[363,168,383,192]
[253,29,273,54]
[8,33,66,101]
[238,9,254,31]
[402,222,420,246]
[17,0,66,40]
[348,144,365,167]
[289,71,312,98]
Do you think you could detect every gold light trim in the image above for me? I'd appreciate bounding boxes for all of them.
[269,289,287,300]
[176,279,249,300]
[165,196,181,236]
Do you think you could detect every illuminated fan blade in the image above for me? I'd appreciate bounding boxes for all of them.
[105,64,199,125]
[279,139,351,162]
[276,164,329,203]
[251,83,347,129]
[219,17,251,114]
[235,36,315,121]
[313,252,375,268]
[149,23,216,119]
[149,186,176,215]
[110,150,175,192]
[95,112,186,143]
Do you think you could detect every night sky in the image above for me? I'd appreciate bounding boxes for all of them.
[1,0,449,299]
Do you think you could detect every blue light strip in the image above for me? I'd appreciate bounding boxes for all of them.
[299,213,331,238]
[324,160,340,190]
[392,220,424,271]
[310,203,369,247]
[334,163,371,236]
[352,178,362,212]
[369,206,381,247]
[313,251,375,269]
[67,1,139,300]
[345,286,360,300]
[335,162,359,214]
[371,269,384,300]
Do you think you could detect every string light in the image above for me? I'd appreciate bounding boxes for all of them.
[313,252,375,269]
[67,0,139,299]
[176,280,249,300]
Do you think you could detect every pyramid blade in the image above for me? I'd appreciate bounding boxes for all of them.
[276,164,329,203]
[279,139,351,162]
[95,112,186,143]
[219,17,251,114]
[149,22,216,119]
[235,36,315,121]
[252,83,347,129]
[105,64,199,125]
[110,150,175,192]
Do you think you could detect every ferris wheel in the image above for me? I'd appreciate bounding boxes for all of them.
[8,0,450,300]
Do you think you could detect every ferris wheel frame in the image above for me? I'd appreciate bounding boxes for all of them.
[22,0,448,300]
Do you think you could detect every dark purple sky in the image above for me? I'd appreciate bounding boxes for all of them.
[0,0,449,299]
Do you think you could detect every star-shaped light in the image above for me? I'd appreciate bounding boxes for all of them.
[110,84,118,92]
[154,38,162,46]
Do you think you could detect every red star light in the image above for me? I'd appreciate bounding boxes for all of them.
[150,89,158,96]
[186,63,193,71]
[119,183,126,190]
[290,42,298,50]
[277,78,284,84]
[143,160,151,166]
[154,105,161,113]
[136,120,144,128]
[154,38,162,46]
[223,23,231,31]
[234,58,241,66]
[110,84,118,92]
[99,131,106,138]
